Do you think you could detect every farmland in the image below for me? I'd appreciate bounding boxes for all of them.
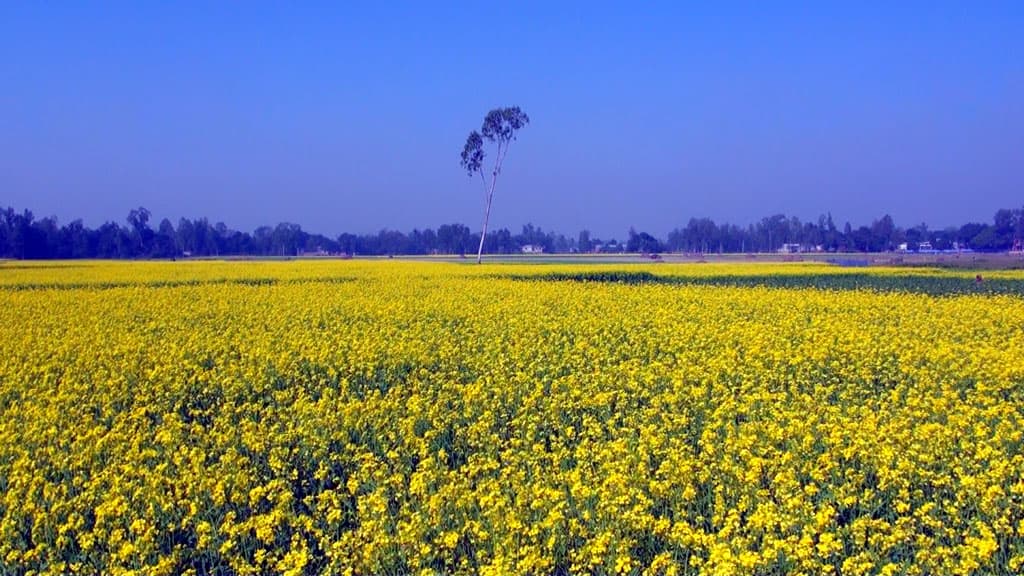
[1,260,1023,575]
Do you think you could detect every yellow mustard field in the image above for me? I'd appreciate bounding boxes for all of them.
[1,260,1023,575]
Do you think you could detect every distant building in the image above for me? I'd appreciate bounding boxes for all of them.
[778,243,801,254]
[899,241,935,253]
[521,244,545,254]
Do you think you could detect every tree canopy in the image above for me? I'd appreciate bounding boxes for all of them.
[1,205,1022,259]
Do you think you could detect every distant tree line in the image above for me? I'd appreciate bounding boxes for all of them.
[1,205,1022,259]
[660,210,1024,254]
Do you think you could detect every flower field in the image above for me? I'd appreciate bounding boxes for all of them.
[1,260,1023,575]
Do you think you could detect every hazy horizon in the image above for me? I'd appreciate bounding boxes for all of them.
[2,202,1018,243]
[3,3,1021,238]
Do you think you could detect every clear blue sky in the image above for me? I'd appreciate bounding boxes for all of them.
[2,2,1021,238]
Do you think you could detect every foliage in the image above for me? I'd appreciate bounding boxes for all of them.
[516,269,1024,297]
[627,229,664,254]
[1,205,1022,259]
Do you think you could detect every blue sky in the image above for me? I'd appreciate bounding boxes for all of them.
[1,2,1021,238]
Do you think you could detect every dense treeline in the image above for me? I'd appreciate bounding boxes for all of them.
[0,208,575,259]
[1,206,1022,259]
[663,210,1024,254]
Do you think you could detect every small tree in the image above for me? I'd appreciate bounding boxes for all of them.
[460,106,529,264]
[127,207,152,256]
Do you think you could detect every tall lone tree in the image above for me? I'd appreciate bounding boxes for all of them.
[460,106,529,264]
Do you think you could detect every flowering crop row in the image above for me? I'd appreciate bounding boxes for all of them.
[1,260,1023,575]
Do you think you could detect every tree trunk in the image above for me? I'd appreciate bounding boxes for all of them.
[476,141,508,264]
[476,172,498,264]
